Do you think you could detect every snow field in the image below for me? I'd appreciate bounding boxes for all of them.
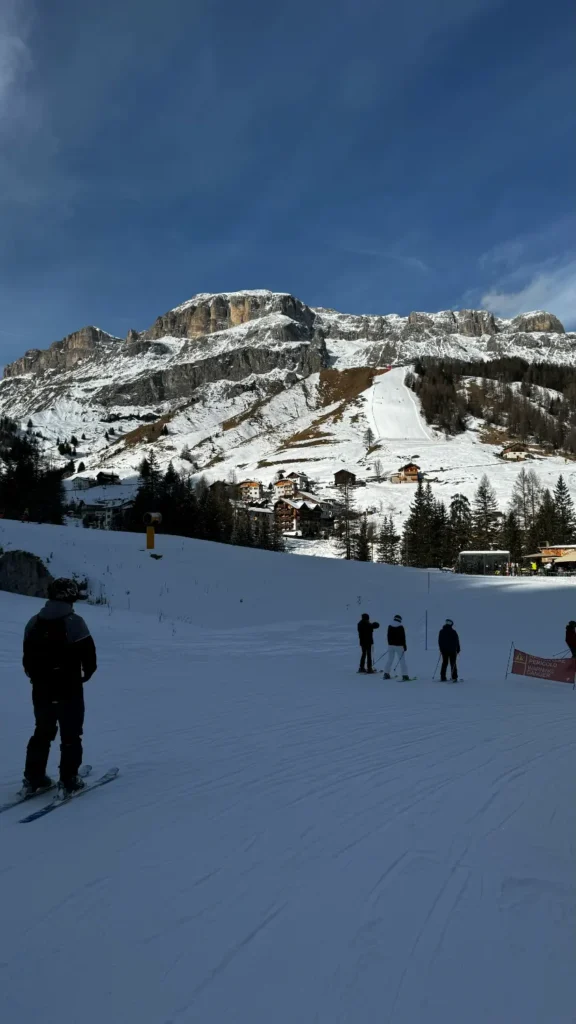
[0,522,575,1023]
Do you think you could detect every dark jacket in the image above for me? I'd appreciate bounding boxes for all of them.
[438,624,460,654]
[387,623,406,650]
[565,625,576,652]
[358,619,378,646]
[23,600,97,699]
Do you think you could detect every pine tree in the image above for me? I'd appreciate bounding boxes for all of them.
[553,474,575,542]
[534,489,557,547]
[77,461,86,473]
[402,480,435,566]
[377,514,400,563]
[447,493,472,564]
[364,426,375,448]
[430,500,449,567]
[335,484,356,560]
[501,509,523,563]
[472,475,500,549]
[354,514,371,561]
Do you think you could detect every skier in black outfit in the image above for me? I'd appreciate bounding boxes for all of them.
[357,613,379,673]
[438,618,460,681]
[22,578,97,797]
[565,621,576,658]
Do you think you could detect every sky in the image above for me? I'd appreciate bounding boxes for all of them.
[0,0,574,363]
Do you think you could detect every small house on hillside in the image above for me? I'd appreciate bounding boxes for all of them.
[334,469,356,488]
[274,478,296,500]
[500,443,527,462]
[238,480,263,502]
[390,462,421,484]
[274,498,321,537]
[96,471,120,486]
[286,471,309,490]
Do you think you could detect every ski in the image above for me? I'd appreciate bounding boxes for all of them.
[0,782,56,816]
[0,764,92,816]
[19,767,118,823]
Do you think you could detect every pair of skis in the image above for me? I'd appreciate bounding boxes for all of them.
[0,765,119,823]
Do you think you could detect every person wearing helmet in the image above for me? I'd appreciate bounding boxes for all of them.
[565,621,576,659]
[438,618,460,682]
[383,614,410,681]
[357,613,379,673]
[21,577,97,798]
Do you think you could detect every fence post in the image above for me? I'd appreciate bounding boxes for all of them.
[505,641,514,679]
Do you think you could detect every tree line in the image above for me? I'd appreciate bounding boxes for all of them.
[405,357,576,453]
[0,417,65,524]
[336,469,575,567]
[113,454,285,552]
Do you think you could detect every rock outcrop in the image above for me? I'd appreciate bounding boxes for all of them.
[0,550,53,597]
[4,326,121,378]
[509,311,565,334]
[142,291,315,342]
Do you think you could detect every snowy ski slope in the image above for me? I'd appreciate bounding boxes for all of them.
[0,522,575,1023]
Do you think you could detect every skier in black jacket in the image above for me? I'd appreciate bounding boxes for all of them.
[438,619,460,681]
[357,613,379,673]
[383,614,410,680]
[22,578,97,798]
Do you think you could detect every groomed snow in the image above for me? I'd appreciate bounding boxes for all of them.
[0,521,575,1023]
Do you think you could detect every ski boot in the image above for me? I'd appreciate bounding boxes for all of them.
[57,776,86,799]
[383,673,391,679]
[19,775,53,798]
[402,675,410,681]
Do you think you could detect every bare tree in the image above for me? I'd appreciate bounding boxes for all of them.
[374,458,383,481]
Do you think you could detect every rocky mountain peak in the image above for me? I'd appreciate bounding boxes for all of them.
[4,326,121,379]
[142,290,315,342]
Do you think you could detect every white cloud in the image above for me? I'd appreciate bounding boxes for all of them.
[0,1,30,119]
[481,258,576,330]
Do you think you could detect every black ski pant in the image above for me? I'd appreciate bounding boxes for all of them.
[359,643,373,672]
[440,652,458,681]
[24,693,85,786]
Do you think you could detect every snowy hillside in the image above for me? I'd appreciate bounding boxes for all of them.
[0,521,575,1023]
[1,289,576,548]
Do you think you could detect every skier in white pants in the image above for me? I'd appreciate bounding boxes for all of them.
[383,614,410,680]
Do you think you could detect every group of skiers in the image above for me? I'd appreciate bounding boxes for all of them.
[357,613,461,682]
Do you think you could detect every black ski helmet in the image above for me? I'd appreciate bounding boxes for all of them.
[48,578,79,603]
[361,612,370,620]
[393,614,402,622]
[445,618,454,626]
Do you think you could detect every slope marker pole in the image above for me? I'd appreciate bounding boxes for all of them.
[505,641,514,680]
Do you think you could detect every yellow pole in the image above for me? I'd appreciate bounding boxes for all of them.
[146,525,155,550]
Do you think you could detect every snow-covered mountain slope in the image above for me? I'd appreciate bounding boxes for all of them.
[1,290,576,536]
[0,522,575,1023]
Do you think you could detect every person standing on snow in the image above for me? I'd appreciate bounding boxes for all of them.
[565,621,576,659]
[21,578,97,798]
[438,618,460,682]
[383,614,410,680]
[357,613,379,673]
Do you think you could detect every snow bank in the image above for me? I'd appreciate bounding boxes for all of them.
[0,522,575,1024]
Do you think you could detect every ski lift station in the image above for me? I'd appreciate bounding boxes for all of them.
[457,550,510,575]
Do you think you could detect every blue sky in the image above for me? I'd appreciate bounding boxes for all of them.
[0,0,574,362]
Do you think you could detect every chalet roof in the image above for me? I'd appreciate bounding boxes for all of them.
[275,478,295,486]
[399,462,420,471]
[275,498,319,511]
[501,442,527,452]
[239,480,261,487]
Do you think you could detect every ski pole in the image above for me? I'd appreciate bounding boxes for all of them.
[432,655,440,680]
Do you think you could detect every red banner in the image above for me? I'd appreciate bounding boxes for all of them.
[511,648,575,684]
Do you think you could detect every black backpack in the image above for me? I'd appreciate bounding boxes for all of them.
[24,617,70,677]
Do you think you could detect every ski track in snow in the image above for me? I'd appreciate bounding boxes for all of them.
[0,527,575,1022]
